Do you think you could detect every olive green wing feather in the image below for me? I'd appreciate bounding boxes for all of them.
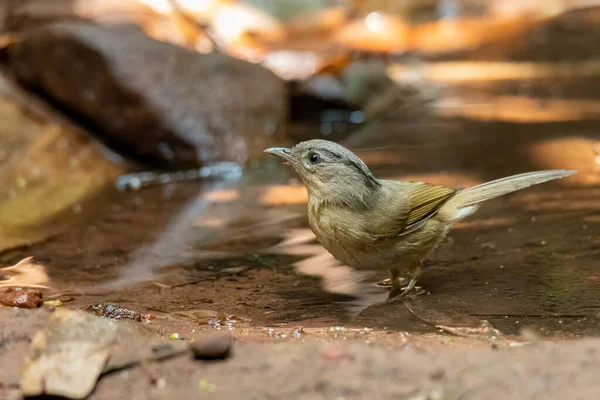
[368,182,457,239]
[405,183,457,230]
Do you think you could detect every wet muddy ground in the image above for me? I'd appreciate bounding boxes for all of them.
[1,59,600,399]
[5,73,598,335]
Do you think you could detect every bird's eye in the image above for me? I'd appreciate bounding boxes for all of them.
[308,153,321,164]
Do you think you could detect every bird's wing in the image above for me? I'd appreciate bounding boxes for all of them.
[368,182,457,239]
[406,183,457,227]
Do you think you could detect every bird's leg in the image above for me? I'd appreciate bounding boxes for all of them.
[387,263,423,301]
[390,268,404,290]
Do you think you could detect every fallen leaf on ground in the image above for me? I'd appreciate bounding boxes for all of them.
[89,303,155,322]
[21,309,118,399]
[0,257,49,289]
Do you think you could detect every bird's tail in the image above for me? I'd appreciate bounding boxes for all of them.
[454,169,577,207]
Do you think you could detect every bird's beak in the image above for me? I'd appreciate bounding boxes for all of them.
[264,147,294,163]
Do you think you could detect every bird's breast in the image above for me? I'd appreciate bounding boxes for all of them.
[308,201,385,270]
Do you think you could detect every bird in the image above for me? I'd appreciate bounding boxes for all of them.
[264,139,577,300]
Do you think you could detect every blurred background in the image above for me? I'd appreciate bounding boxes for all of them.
[0,0,599,335]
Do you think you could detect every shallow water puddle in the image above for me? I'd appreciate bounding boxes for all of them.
[1,70,599,341]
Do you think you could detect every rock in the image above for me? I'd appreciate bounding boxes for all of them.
[0,287,43,308]
[20,308,118,399]
[7,22,287,169]
[192,333,232,360]
[0,94,125,252]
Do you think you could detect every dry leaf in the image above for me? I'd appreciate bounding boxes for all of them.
[0,257,49,289]
[21,309,118,399]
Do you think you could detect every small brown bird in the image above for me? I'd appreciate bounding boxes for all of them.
[265,139,577,300]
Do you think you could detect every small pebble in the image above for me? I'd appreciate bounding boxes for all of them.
[192,333,232,360]
[429,368,445,381]
[0,287,43,308]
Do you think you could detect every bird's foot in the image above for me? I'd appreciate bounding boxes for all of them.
[376,277,407,288]
[385,286,425,303]
[384,272,424,303]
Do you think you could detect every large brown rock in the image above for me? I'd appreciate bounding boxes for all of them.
[7,22,288,168]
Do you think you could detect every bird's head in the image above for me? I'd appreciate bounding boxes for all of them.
[264,139,380,206]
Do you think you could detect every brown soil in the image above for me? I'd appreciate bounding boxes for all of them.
[2,308,600,400]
